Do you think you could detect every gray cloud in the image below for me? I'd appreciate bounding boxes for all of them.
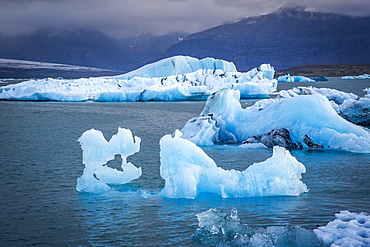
[0,0,369,38]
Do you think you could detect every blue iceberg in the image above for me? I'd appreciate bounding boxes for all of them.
[180,88,370,153]
[159,130,308,199]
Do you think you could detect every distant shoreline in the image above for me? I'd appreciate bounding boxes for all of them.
[275,63,370,77]
[1,61,370,79]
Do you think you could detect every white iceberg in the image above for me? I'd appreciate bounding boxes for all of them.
[276,86,358,104]
[76,128,142,193]
[111,56,238,80]
[158,130,308,199]
[277,74,315,82]
[342,74,370,79]
[0,56,277,101]
[277,87,370,126]
[180,88,370,153]
[314,211,370,247]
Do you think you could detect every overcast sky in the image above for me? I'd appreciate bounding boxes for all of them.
[1,0,370,38]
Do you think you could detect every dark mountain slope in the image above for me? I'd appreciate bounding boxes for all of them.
[0,29,135,71]
[165,7,370,71]
[0,29,186,73]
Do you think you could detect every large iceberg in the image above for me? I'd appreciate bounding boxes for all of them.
[180,88,370,153]
[76,128,142,193]
[158,130,308,199]
[314,211,370,246]
[0,56,277,101]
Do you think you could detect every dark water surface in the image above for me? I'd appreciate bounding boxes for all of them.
[0,77,369,246]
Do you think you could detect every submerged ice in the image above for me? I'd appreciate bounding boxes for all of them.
[76,128,142,193]
[159,130,308,199]
[180,88,370,153]
[193,208,320,247]
[0,56,277,101]
[193,208,370,246]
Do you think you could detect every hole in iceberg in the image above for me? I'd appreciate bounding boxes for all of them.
[104,154,123,172]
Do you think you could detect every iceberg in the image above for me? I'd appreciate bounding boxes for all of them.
[193,208,320,247]
[314,211,370,247]
[277,87,370,126]
[180,88,370,153]
[111,56,238,80]
[158,130,308,199]
[0,56,277,101]
[76,128,142,193]
[342,74,370,79]
[277,74,315,82]
[339,88,370,127]
[276,86,358,104]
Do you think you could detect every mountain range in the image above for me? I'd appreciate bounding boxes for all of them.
[166,7,370,71]
[0,29,186,74]
[0,6,369,77]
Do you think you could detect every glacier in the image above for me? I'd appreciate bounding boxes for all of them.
[314,211,370,247]
[277,74,315,82]
[76,128,142,193]
[0,56,277,101]
[180,88,370,153]
[158,130,308,199]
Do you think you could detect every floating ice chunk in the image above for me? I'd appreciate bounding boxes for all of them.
[239,142,268,149]
[76,128,142,193]
[195,208,242,240]
[342,74,370,79]
[314,211,370,247]
[277,74,315,82]
[159,130,308,199]
[180,88,370,152]
[193,208,320,247]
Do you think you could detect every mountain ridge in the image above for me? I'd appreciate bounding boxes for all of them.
[0,7,369,77]
[165,7,370,71]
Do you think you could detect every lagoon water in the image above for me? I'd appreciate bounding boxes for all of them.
[0,77,369,246]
